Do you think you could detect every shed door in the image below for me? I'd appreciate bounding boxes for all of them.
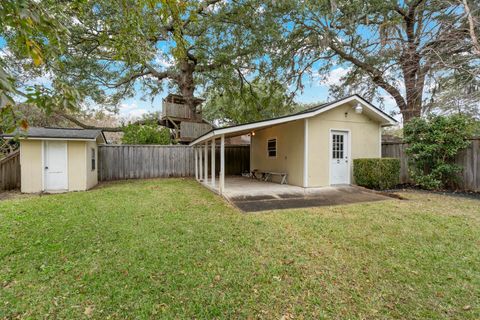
[44,141,68,191]
[330,131,350,185]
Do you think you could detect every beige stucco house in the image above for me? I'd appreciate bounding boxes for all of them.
[190,95,397,194]
[3,127,106,193]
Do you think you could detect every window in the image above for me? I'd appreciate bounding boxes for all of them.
[91,148,96,171]
[332,134,344,159]
[267,138,277,158]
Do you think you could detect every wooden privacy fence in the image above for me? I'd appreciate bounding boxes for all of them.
[0,150,20,190]
[98,145,250,181]
[382,138,480,191]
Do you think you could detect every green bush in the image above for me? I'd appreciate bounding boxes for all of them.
[353,158,400,190]
[122,122,172,145]
[404,115,473,190]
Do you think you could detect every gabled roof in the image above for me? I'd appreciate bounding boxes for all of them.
[2,127,107,143]
[190,94,397,146]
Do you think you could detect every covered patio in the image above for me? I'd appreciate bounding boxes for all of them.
[190,95,397,196]
[194,175,391,212]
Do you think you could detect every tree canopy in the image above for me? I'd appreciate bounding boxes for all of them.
[1,0,479,128]
[270,0,480,121]
[27,0,278,114]
[203,79,298,125]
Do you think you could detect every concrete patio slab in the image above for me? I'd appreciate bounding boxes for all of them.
[203,176,392,212]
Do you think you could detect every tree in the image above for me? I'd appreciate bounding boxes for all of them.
[460,0,480,56]
[0,0,81,132]
[203,78,297,125]
[122,122,172,145]
[273,0,479,122]
[25,0,277,121]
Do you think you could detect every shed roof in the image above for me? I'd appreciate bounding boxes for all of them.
[190,94,397,146]
[2,127,106,143]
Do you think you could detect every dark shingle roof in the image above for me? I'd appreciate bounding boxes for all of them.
[2,127,105,141]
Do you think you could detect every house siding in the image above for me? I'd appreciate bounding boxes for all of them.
[85,141,98,189]
[307,102,381,187]
[250,120,305,187]
[20,140,43,193]
[67,141,87,191]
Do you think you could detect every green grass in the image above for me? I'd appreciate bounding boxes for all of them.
[0,179,479,319]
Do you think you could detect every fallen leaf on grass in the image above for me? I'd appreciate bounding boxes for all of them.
[84,305,94,317]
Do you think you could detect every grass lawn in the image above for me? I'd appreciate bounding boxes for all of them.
[0,179,479,319]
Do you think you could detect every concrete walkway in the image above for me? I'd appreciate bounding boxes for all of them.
[212,176,392,212]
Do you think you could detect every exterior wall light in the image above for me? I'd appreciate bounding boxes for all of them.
[354,103,363,114]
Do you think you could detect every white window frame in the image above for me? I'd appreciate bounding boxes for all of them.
[91,147,96,171]
[267,137,277,158]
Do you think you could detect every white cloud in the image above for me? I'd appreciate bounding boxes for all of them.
[316,67,351,86]
[118,102,148,120]
[154,56,174,68]
[25,71,53,86]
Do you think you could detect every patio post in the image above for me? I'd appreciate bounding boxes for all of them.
[303,118,309,187]
[220,134,225,194]
[211,138,215,188]
[194,147,198,180]
[199,146,203,181]
[204,141,209,184]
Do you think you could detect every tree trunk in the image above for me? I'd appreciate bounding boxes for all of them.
[178,60,197,114]
[401,58,424,122]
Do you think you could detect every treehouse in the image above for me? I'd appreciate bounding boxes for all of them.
[159,94,213,143]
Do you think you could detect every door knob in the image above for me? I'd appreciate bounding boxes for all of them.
[45,166,48,169]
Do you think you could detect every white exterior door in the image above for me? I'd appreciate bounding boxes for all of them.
[44,141,68,191]
[330,131,350,185]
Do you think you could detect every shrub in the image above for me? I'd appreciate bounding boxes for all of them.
[353,158,400,190]
[122,122,172,145]
[404,115,473,190]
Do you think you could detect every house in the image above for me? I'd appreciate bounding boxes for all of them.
[189,95,397,194]
[2,127,106,193]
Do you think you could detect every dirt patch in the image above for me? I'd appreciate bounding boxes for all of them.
[0,190,35,201]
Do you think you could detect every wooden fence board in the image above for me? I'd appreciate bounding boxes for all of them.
[382,138,480,191]
[0,151,20,190]
[98,145,250,181]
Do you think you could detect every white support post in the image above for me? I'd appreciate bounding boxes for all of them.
[211,138,216,188]
[220,134,225,194]
[194,147,198,180]
[303,118,309,188]
[204,142,209,184]
[199,146,203,181]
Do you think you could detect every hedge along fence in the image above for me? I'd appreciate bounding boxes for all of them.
[382,138,480,191]
[353,158,400,190]
[98,144,250,181]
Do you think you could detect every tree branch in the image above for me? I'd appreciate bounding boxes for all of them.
[328,40,408,110]
[462,0,480,56]
[114,69,151,88]
[56,111,124,132]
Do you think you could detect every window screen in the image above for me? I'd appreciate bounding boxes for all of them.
[267,139,277,157]
[332,134,344,159]
[91,148,96,171]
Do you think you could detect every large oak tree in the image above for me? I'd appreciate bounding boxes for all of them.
[42,0,277,116]
[273,0,479,122]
